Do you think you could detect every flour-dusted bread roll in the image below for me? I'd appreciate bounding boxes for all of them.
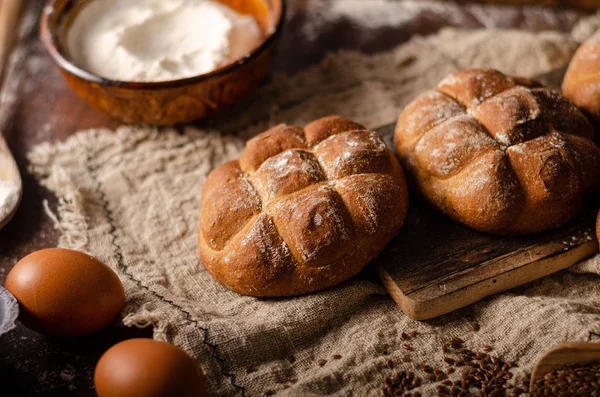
[199,116,409,296]
[395,69,600,235]
[563,30,600,129]
[597,210,600,246]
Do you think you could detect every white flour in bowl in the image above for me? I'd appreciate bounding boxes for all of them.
[67,0,264,82]
[0,179,20,221]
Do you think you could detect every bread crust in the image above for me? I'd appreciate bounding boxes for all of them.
[395,69,600,235]
[199,116,409,296]
[563,30,600,130]
[597,210,600,246]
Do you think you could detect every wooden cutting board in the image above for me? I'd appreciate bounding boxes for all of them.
[373,67,600,320]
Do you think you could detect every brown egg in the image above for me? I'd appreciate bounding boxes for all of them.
[4,248,124,337]
[94,338,207,397]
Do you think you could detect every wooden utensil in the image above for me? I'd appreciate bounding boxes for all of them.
[530,342,600,391]
[374,65,599,320]
[0,0,23,231]
[0,137,21,230]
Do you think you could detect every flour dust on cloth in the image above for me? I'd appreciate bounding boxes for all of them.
[28,22,600,397]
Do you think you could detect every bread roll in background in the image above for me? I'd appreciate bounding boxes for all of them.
[563,30,600,132]
[597,210,600,246]
[396,68,600,235]
[199,116,409,297]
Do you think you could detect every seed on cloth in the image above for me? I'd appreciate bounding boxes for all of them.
[441,341,525,396]
[379,368,424,397]
[317,359,327,367]
[444,357,455,365]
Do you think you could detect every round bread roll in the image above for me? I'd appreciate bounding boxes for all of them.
[597,210,600,245]
[563,30,600,129]
[199,116,409,296]
[395,68,600,235]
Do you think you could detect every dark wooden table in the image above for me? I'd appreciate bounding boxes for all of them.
[0,1,592,395]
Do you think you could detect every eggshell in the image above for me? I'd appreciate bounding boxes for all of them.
[94,338,207,397]
[0,286,18,336]
[4,248,124,337]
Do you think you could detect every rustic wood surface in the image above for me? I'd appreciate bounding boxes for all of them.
[0,1,594,395]
[530,342,600,389]
[377,195,598,320]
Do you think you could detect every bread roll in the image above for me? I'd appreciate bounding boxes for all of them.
[563,30,600,130]
[396,68,600,235]
[199,116,409,296]
[596,210,600,246]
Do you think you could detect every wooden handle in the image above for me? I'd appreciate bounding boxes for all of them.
[530,342,600,390]
[0,0,24,82]
[0,0,24,231]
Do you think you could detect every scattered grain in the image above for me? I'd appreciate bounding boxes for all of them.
[530,360,600,397]
[380,368,425,397]
[444,357,455,365]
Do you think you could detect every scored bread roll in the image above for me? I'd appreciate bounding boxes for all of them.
[597,211,600,246]
[199,116,409,297]
[395,68,600,235]
[563,30,600,130]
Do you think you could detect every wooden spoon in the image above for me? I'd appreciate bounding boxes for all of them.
[530,342,600,391]
[0,0,23,231]
[0,136,21,230]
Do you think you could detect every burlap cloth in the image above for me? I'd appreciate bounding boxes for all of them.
[27,15,600,397]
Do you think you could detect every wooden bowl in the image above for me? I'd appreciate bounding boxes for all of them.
[40,0,285,125]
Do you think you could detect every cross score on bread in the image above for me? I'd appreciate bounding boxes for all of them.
[395,69,600,235]
[199,116,409,297]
